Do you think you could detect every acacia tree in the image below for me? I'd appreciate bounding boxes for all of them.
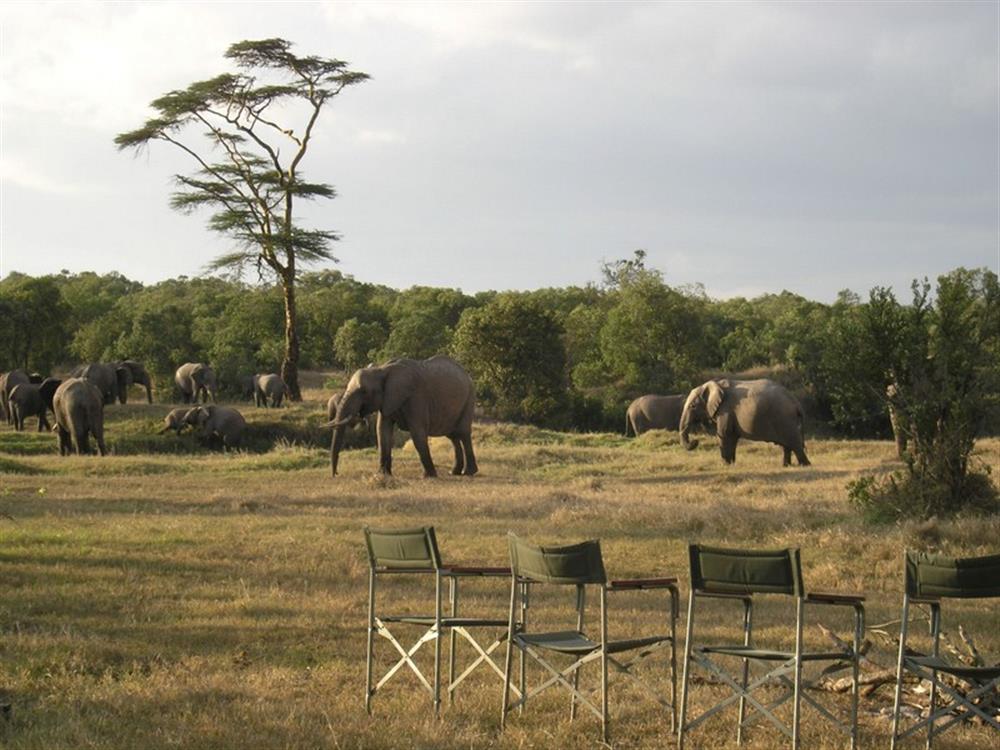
[115,38,368,399]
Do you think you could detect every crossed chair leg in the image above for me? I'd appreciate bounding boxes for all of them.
[502,641,676,739]
[681,653,859,749]
[891,663,1000,746]
[367,618,521,716]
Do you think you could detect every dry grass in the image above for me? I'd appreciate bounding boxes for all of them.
[0,398,997,749]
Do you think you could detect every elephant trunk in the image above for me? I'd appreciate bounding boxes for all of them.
[330,425,346,477]
[328,388,364,476]
[143,379,153,404]
[679,402,699,451]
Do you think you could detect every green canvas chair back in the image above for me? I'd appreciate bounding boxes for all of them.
[688,544,804,596]
[508,534,607,585]
[364,526,442,570]
[905,551,1000,599]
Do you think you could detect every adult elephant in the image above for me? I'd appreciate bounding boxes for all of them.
[72,362,143,405]
[625,394,686,436]
[175,363,217,404]
[679,378,810,466]
[254,373,287,408]
[183,405,246,450]
[8,379,59,432]
[52,378,106,456]
[1,369,30,424]
[327,355,478,478]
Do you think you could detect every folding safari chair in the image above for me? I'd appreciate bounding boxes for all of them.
[890,550,1000,749]
[677,544,865,750]
[363,526,514,716]
[499,534,679,743]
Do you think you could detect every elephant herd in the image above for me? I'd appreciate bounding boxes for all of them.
[3,352,812,471]
[0,361,290,455]
[626,378,811,467]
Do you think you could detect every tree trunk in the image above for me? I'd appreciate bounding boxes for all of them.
[280,273,302,401]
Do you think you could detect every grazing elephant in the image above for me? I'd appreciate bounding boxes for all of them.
[253,373,287,408]
[159,407,193,435]
[8,383,54,432]
[1,369,37,424]
[175,363,217,404]
[183,405,245,449]
[327,355,477,478]
[679,378,810,466]
[72,362,136,405]
[625,394,686,436]
[52,378,106,456]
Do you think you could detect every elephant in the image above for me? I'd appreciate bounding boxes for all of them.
[8,381,58,432]
[679,378,810,467]
[326,355,477,478]
[52,378,107,456]
[175,363,217,404]
[625,394,686,436]
[182,405,245,449]
[72,362,141,405]
[159,407,193,435]
[253,373,287,408]
[1,369,38,424]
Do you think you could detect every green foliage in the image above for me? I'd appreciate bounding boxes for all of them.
[378,286,475,361]
[333,318,387,372]
[452,294,569,425]
[847,269,1000,521]
[0,274,70,372]
[599,274,705,395]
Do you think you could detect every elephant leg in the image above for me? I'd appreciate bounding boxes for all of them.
[794,447,810,466]
[57,426,71,455]
[460,433,478,476]
[449,435,465,476]
[94,431,107,457]
[377,415,394,475]
[75,427,90,455]
[783,447,792,467]
[720,436,737,464]
[410,429,437,478]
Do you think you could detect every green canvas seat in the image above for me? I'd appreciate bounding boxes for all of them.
[499,534,679,744]
[698,645,848,662]
[363,526,516,716]
[890,551,1000,749]
[678,544,865,750]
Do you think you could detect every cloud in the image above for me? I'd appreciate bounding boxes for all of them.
[0,156,105,196]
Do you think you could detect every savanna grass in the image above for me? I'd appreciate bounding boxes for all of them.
[0,399,997,749]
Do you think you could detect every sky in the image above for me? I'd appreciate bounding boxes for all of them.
[0,1,997,302]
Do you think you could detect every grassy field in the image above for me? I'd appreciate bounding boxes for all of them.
[0,383,997,749]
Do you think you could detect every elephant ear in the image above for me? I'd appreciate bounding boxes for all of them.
[116,366,133,389]
[380,365,416,417]
[705,380,726,418]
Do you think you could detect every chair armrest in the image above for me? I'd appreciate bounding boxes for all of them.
[373,567,437,575]
[607,577,678,591]
[443,565,511,578]
[806,591,866,607]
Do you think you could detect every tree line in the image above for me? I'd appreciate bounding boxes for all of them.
[2,258,996,440]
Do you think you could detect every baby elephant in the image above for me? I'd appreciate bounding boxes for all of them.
[183,405,246,450]
[253,373,287,408]
[159,408,193,435]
